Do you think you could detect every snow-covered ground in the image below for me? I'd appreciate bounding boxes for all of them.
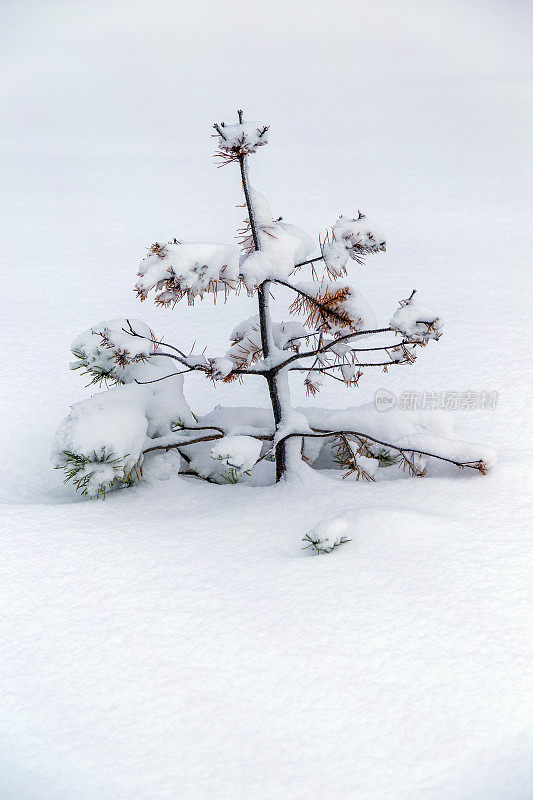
[1,1,532,798]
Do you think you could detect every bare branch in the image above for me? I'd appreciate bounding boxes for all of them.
[213,123,227,141]
[293,256,324,269]
[290,360,405,372]
[238,155,260,252]
[173,424,226,435]
[178,469,219,484]
[148,351,204,369]
[284,329,322,345]
[271,327,393,373]
[344,341,411,354]
[122,320,188,359]
[134,369,195,384]
[143,434,224,454]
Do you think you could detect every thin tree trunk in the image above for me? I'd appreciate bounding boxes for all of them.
[238,155,288,480]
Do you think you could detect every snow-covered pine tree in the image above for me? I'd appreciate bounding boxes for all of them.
[54,110,495,497]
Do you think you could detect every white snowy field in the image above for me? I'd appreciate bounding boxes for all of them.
[1,1,532,798]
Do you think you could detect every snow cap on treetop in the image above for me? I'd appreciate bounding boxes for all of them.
[214,110,269,162]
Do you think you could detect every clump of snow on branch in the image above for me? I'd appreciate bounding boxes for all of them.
[304,353,329,396]
[273,408,311,446]
[214,116,270,162]
[209,316,308,377]
[321,213,386,277]
[187,435,262,483]
[220,316,265,373]
[71,319,160,385]
[238,190,314,288]
[207,357,235,381]
[142,449,182,482]
[302,518,352,554]
[340,363,363,386]
[391,295,443,343]
[53,386,149,498]
[94,319,157,360]
[226,316,263,368]
[353,453,380,480]
[135,241,241,306]
[210,436,262,476]
[53,374,194,497]
[272,320,310,350]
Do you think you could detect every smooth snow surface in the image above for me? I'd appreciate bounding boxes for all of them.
[1,1,532,798]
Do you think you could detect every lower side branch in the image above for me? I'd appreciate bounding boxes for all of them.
[142,426,488,480]
[280,429,489,473]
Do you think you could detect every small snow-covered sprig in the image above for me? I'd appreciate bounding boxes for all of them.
[391,290,443,344]
[98,325,158,367]
[71,347,121,388]
[55,448,142,499]
[302,518,352,555]
[214,110,269,166]
[332,435,380,481]
[71,319,163,386]
[320,213,386,279]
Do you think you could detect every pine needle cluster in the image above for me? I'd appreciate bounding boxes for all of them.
[55,449,142,499]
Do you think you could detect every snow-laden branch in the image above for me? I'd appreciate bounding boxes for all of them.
[135,241,241,306]
[279,428,492,474]
[292,213,386,276]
